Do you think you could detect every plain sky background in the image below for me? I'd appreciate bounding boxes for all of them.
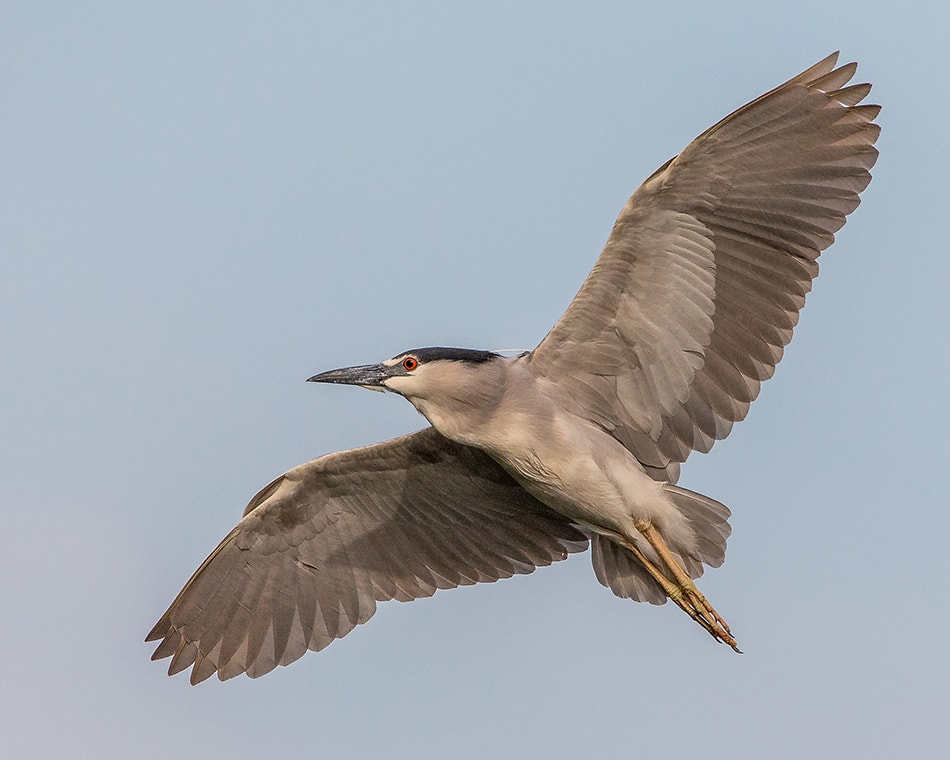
[3,2,947,758]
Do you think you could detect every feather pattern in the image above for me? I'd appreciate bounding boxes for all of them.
[147,428,588,683]
[530,53,880,478]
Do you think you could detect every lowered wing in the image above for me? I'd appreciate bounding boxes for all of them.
[147,427,588,683]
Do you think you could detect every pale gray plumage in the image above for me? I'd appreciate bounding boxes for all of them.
[148,53,880,683]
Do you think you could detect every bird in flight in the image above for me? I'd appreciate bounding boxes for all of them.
[148,53,880,683]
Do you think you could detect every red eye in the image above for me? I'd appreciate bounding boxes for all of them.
[402,356,418,371]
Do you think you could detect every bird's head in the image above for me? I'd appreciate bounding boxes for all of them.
[308,347,505,410]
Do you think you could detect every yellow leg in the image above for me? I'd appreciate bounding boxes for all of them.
[620,539,723,641]
[629,519,741,653]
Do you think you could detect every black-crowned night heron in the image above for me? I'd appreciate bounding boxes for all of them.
[148,53,879,683]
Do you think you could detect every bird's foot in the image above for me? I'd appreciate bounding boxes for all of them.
[627,520,741,653]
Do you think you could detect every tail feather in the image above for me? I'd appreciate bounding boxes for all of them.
[591,485,731,603]
[664,484,732,569]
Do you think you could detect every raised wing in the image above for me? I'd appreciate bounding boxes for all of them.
[529,53,880,480]
[147,428,588,683]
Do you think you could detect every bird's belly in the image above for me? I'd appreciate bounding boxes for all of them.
[483,419,670,540]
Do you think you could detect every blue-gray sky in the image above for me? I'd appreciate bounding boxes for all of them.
[3,2,947,758]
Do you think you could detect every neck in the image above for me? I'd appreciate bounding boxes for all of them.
[408,358,511,446]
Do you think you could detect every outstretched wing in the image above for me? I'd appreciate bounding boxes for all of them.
[529,53,880,480]
[147,428,588,683]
